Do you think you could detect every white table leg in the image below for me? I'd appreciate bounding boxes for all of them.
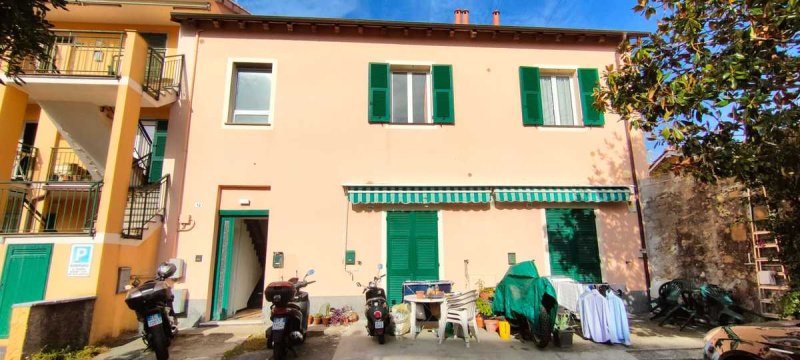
[410,302,418,339]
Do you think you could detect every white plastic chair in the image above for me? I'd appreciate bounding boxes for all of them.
[438,290,479,347]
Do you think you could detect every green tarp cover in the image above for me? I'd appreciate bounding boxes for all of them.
[492,261,558,332]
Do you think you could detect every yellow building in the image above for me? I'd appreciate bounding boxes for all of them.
[0,1,246,357]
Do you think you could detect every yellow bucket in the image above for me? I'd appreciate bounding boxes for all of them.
[498,320,511,340]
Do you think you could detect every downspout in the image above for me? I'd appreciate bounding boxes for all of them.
[172,28,203,256]
[618,32,652,302]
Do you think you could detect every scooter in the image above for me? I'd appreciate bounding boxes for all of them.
[266,269,315,360]
[124,262,178,360]
[357,264,391,344]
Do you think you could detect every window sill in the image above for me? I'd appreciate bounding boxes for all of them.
[382,123,442,129]
[530,125,598,132]
[223,122,273,130]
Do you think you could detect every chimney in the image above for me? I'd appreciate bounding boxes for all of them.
[454,9,462,24]
[462,9,470,24]
[492,9,500,26]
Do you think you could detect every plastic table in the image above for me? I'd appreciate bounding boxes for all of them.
[404,294,446,339]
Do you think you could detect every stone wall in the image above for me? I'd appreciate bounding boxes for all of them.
[640,175,758,310]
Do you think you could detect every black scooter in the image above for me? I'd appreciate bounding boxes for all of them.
[266,269,315,360]
[124,262,178,360]
[357,264,391,344]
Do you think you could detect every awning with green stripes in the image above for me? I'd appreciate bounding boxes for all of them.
[494,187,631,203]
[347,186,491,204]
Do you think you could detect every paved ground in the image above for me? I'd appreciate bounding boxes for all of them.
[95,316,706,360]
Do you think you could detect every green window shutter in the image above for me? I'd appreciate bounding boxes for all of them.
[148,121,168,183]
[412,211,438,281]
[577,68,605,127]
[431,65,454,124]
[368,63,390,123]
[386,211,439,306]
[387,211,412,305]
[545,208,602,283]
[519,67,544,126]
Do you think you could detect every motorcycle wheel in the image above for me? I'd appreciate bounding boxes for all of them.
[149,323,170,360]
[273,340,287,360]
[378,334,385,344]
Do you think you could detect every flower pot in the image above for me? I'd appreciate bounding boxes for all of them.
[484,319,499,333]
[322,316,331,326]
[308,315,314,326]
[475,315,485,329]
[554,330,574,348]
[313,316,322,325]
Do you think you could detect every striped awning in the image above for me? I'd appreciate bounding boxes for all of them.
[347,186,491,204]
[494,187,631,203]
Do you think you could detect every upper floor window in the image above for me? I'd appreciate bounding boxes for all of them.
[520,67,605,127]
[229,64,272,125]
[368,63,454,125]
[540,73,578,126]
[391,67,430,124]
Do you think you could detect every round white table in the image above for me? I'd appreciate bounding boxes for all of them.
[403,294,447,339]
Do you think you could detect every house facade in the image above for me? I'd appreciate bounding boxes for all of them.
[0,0,245,353]
[165,12,652,324]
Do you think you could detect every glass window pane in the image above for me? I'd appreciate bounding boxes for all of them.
[556,76,574,125]
[540,76,556,125]
[411,73,427,123]
[235,69,271,112]
[391,72,408,123]
[233,114,269,124]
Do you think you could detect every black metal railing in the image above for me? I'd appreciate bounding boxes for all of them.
[21,30,125,77]
[129,153,151,189]
[134,121,153,160]
[12,143,37,182]
[142,48,184,100]
[0,181,102,234]
[48,148,93,182]
[122,175,168,239]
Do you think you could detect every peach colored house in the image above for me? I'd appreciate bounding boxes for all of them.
[164,11,651,324]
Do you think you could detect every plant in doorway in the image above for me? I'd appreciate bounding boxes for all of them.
[553,312,574,348]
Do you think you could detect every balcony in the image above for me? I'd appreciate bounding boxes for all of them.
[9,30,184,107]
[48,148,95,182]
[0,181,102,235]
[21,30,125,78]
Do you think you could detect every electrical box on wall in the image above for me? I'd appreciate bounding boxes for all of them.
[167,258,185,279]
[345,250,356,265]
[507,252,517,265]
[273,252,284,268]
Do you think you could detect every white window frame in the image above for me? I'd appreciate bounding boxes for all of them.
[222,58,277,130]
[541,73,580,126]
[389,65,433,124]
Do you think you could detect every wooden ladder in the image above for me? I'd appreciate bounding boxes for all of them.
[747,187,790,317]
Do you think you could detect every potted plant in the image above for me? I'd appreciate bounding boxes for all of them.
[553,313,574,348]
[476,297,492,329]
[479,287,495,301]
[312,313,322,325]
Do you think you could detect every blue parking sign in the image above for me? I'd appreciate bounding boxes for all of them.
[68,244,93,277]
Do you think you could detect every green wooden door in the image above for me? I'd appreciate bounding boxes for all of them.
[147,121,168,183]
[545,208,602,283]
[386,211,439,305]
[211,216,236,321]
[0,244,53,338]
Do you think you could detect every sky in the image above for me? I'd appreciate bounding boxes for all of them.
[236,0,656,32]
[236,0,662,161]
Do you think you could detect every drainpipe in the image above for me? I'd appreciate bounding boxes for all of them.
[172,28,204,257]
[618,32,652,302]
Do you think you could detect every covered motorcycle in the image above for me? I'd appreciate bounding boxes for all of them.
[492,260,558,347]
